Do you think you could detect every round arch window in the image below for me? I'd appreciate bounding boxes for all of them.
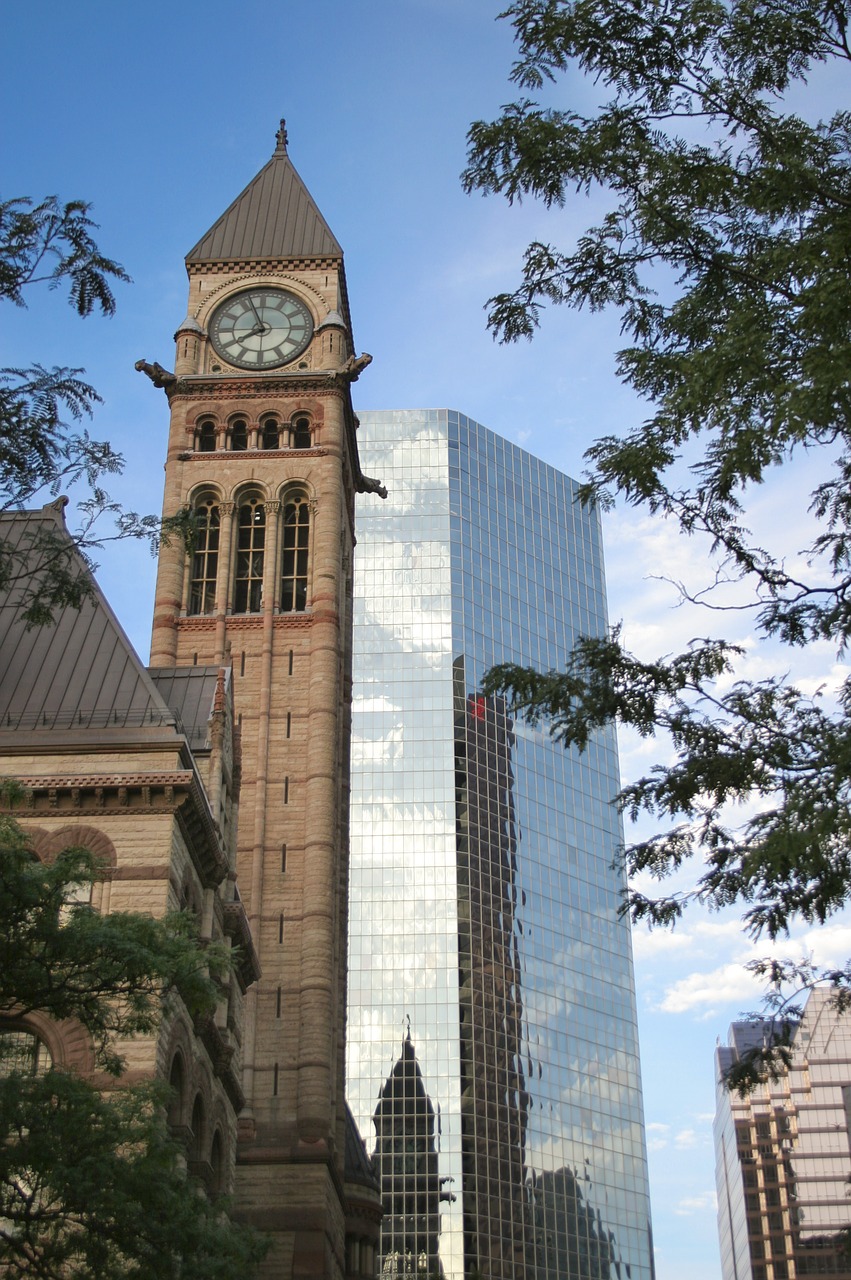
[0,1030,52,1078]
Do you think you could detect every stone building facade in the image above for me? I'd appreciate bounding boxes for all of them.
[146,122,384,1278]
[0,501,259,1199]
[1,124,382,1280]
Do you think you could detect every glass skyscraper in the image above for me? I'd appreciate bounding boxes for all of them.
[346,409,654,1280]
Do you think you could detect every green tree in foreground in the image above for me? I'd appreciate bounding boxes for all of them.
[463,0,851,1040]
[0,196,171,626]
[0,806,265,1278]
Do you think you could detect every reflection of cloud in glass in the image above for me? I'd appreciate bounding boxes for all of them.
[347,411,654,1280]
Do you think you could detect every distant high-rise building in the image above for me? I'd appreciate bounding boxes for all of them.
[346,410,655,1280]
[715,989,851,1280]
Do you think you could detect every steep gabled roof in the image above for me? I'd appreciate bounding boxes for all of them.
[186,121,343,264]
[0,503,176,736]
[149,666,224,752]
[343,1103,380,1193]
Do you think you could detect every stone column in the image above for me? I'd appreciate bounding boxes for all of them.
[213,503,236,665]
[242,501,280,1110]
[151,450,187,666]
[297,441,343,1143]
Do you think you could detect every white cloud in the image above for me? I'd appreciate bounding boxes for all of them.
[800,922,851,969]
[675,1192,717,1217]
[646,1122,670,1151]
[658,961,764,1014]
[633,914,751,967]
[647,911,851,1019]
[631,929,692,959]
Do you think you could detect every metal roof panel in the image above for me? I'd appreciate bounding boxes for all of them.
[149,667,225,751]
[0,506,177,735]
[186,125,342,264]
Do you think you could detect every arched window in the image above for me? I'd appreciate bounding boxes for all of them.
[167,1053,185,1130]
[261,418,280,449]
[188,496,220,616]
[58,871,93,924]
[0,1030,52,1079]
[293,416,312,449]
[281,493,310,612]
[189,1092,206,1163]
[230,419,248,451]
[233,497,265,613]
[210,1130,225,1197]
[178,876,201,918]
[197,420,217,452]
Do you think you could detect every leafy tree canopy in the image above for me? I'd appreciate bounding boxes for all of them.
[0,802,265,1278]
[463,0,851,954]
[0,814,225,1076]
[0,196,187,626]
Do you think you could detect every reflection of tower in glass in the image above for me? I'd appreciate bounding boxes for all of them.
[455,682,529,1279]
[347,410,655,1280]
[528,1168,617,1277]
[372,1033,447,1278]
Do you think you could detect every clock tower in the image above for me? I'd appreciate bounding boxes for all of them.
[147,122,383,1279]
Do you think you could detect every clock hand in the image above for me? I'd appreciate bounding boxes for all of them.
[246,298,270,337]
[239,314,269,341]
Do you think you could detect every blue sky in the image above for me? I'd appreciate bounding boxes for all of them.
[4,4,847,1276]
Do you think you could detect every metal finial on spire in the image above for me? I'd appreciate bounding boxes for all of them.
[275,118,288,152]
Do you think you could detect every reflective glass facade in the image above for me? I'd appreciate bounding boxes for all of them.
[347,410,654,1279]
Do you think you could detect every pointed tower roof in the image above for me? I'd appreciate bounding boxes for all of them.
[186,120,343,264]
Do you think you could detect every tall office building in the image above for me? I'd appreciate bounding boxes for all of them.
[715,989,851,1280]
[346,410,654,1279]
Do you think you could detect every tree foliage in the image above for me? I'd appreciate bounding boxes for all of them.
[464,1,851,947]
[0,804,265,1278]
[0,1073,264,1280]
[0,196,169,625]
[0,812,225,1075]
[723,955,851,1094]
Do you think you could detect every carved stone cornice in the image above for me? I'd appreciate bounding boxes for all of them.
[6,772,228,890]
[9,771,192,792]
[175,617,216,631]
[193,1013,245,1112]
[276,613,314,628]
[222,900,262,989]
[181,448,328,461]
[174,789,229,888]
[175,614,315,631]
[171,377,345,400]
[188,256,342,278]
[343,1184,384,1226]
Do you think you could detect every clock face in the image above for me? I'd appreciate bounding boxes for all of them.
[209,287,314,369]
